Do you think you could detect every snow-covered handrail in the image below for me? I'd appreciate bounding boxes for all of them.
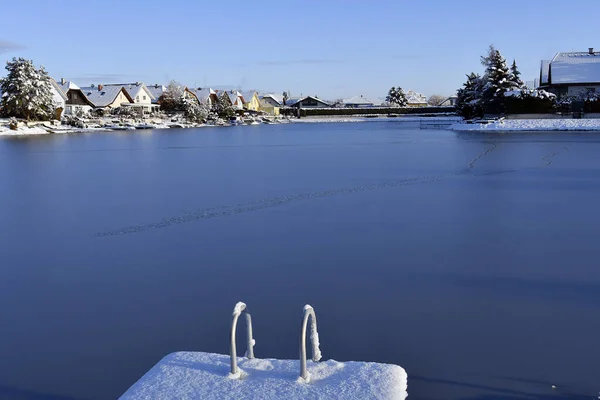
[230,302,255,375]
[299,305,322,381]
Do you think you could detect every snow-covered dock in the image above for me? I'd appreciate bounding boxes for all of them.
[120,352,407,400]
[120,303,408,399]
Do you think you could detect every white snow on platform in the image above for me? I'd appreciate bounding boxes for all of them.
[450,118,600,132]
[120,352,407,400]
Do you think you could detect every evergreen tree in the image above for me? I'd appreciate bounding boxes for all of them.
[159,80,185,112]
[0,57,55,120]
[456,73,484,118]
[480,45,513,113]
[182,94,209,123]
[385,86,408,107]
[213,92,235,118]
[509,60,524,89]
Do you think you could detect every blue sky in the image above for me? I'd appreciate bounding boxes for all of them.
[1,0,600,100]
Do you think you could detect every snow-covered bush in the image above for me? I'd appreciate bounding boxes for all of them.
[504,89,556,114]
[0,57,55,121]
[183,96,209,123]
[8,116,18,130]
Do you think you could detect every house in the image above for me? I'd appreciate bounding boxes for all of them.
[284,96,330,108]
[440,94,458,107]
[259,93,282,115]
[56,79,95,116]
[103,83,160,113]
[185,88,218,108]
[147,84,166,104]
[405,90,428,107]
[343,95,378,108]
[225,90,244,110]
[49,80,68,119]
[240,91,260,111]
[538,48,600,97]
[80,84,135,111]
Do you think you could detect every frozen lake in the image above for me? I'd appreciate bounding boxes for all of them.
[0,122,599,399]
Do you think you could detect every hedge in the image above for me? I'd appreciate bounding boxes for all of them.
[280,106,456,117]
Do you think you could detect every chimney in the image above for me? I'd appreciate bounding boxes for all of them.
[590,48,595,55]
[60,78,65,85]
[98,84,103,91]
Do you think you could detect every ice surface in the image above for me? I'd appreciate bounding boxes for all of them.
[450,118,600,131]
[120,352,407,400]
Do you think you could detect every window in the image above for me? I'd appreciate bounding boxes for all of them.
[73,93,78,100]
[136,96,139,102]
[143,96,146,100]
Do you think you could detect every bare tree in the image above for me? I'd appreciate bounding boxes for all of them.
[427,94,446,106]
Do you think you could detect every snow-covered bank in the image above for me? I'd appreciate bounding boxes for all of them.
[120,352,407,400]
[0,124,51,136]
[291,116,461,124]
[450,118,600,132]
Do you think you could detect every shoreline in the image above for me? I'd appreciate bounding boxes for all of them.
[450,118,600,132]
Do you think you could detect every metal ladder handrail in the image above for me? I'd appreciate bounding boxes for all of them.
[230,302,255,375]
[299,304,322,380]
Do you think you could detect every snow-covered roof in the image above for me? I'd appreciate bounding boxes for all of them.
[103,83,155,101]
[80,85,133,107]
[284,96,329,107]
[50,80,68,101]
[343,95,377,106]
[405,90,427,105]
[225,90,242,104]
[240,90,257,104]
[147,84,166,102]
[55,80,80,93]
[260,93,283,105]
[186,88,215,103]
[549,51,600,84]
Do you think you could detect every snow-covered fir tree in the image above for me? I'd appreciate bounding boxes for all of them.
[385,86,407,107]
[159,80,185,112]
[455,72,484,118]
[213,92,235,118]
[480,45,513,113]
[182,95,209,123]
[509,60,524,89]
[0,57,55,120]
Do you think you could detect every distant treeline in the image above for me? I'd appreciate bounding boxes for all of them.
[280,107,456,117]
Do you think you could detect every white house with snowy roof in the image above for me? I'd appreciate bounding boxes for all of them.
[225,90,244,110]
[539,48,600,97]
[56,79,95,115]
[405,90,428,107]
[343,95,378,108]
[80,85,135,111]
[103,83,159,113]
[49,80,68,118]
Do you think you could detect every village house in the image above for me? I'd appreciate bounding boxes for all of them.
[103,83,159,114]
[440,94,458,107]
[226,90,244,110]
[56,79,95,116]
[259,93,282,115]
[240,91,260,111]
[405,90,428,107]
[79,84,135,111]
[343,95,378,108]
[185,87,218,107]
[538,48,600,97]
[284,95,330,108]
[49,80,68,119]
[147,84,166,105]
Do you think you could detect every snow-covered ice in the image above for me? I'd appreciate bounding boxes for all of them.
[120,352,407,400]
[450,118,600,132]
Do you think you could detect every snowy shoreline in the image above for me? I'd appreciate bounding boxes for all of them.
[450,118,600,132]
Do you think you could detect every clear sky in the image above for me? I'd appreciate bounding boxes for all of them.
[1,0,600,101]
